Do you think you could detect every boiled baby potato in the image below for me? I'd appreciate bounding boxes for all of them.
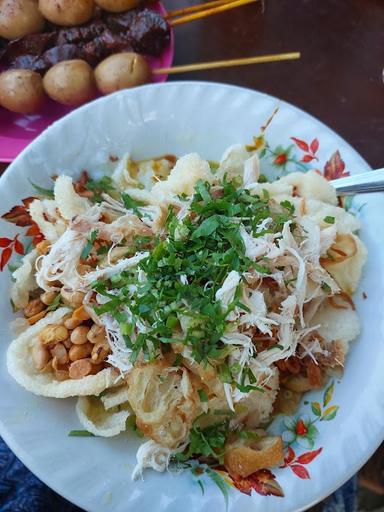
[43,60,96,106]
[0,69,45,113]
[38,0,94,26]
[94,0,142,12]
[0,0,45,39]
[95,52,150,95]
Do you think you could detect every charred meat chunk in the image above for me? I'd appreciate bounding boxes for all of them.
[55,20,105,46]
[1,33,56,63]
[105,8,170,56]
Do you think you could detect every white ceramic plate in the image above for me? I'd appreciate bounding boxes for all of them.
[0,82,383,512]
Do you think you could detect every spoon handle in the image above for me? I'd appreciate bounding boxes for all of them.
[331,168,384,195]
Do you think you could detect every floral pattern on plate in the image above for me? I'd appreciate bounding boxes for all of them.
[192,380,339,506]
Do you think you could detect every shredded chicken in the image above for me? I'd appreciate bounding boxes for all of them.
[54,175,90,220]
[243,153,260,187]
[103,314,133,375]
[132,440,188,480]
[215,270,241,318]
[257,295,298,366]
[35,228,86,291]
[29,199,66,242]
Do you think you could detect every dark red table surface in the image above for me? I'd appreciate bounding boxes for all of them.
[167,0,384,170]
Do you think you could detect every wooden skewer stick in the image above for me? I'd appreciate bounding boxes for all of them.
[169,0,259,26]
[165,0,239,19]
[153,52,301,75]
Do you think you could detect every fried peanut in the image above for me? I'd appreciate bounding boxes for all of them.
[63,306,91,330]
[72,305,91,322]
[32,343,50,371]
[60,288,85,308]
[68,358,93,379]
[64,306,91,330]
[87,324,106,344]
[64,317,82,330]
[52,357,69,371]
[69,342,93,361]
[91,342,109,364]
[70,325,90,345]
[24,298,45,318]
[50,343,68,365]
[28,310,47,325]
[41,360,53,373]
[40,291,58,305]
[54,369,69,381]
[39,324,69,346]
[62,338,72,349]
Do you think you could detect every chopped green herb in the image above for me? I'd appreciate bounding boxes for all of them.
[175,420,229,463]
[195,180,212,203]
[126,415,144,437]
[197,479,205,495]
[253,262,271,274]
[235,367,265,393]
[121,193,145,217]
[68,430,95,437]
[239,430,261,441]
[343,195,354,212]
[323,216,335,224]
[267,343,284,350]
[46,294,62,312]
[235,383,263,393]
[28,179,54,198]
[85,176,116,202]
[133,235,153,250]
[96,245,110,256]
[321,282,332,293]
[217,363,232,384]
[191,216,221,239]
[173,353,183,367]
[81,229,98,260]
[165,315,178,329]
[8,262,20,275]
[258,173,268,183]
[208,160,220,172]
[262,188,270,200]
[10,298,17,313]
[280,200,295,215]
[198,389,209,402]
[205,468,229,511]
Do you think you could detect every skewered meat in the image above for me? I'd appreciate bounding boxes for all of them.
[55,20,106,46]
[10,44,84,74]
[105,9,169,55]
[0,7,170,73]
[3,33,56,61]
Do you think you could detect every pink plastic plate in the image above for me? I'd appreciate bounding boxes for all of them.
[0,1,174,162]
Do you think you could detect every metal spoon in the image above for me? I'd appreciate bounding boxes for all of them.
[331,168,384,195]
